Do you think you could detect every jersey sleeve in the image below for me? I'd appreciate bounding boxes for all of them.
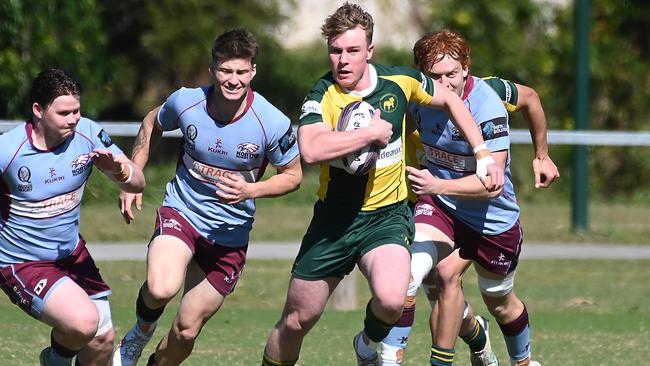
[157,88,185,131]
[266,120,299,167]
[299,75,335,128]
[85,118,124,156]
[482,76,519,113]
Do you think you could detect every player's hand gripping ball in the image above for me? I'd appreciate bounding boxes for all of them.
[336,101,379,175]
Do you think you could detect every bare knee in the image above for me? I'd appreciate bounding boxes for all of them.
[281,309,321,336]
[62,311,100,343]
[435,263,463,292]
[483,293,522,321]
[85,327,115,355]
[145,279,179,305]
[172,322,201,344]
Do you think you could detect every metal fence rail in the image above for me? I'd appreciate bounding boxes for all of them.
[2,120,650,146]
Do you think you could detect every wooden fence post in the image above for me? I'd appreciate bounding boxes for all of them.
[331,268,358,310]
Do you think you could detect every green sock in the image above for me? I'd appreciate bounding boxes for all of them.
[430,345,455,366]
[261,353,296,366]
[461,317,487,353]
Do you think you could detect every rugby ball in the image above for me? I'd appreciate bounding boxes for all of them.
[336,101,379,175]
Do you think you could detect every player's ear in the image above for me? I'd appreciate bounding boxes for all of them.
[32,102,44,120]
[367,44,374,61]
[251,64,257,79]
[462,66,469,78]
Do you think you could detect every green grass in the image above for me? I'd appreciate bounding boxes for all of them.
[80,200,650,244]
[1,259,648,365]
[79,160,650,244]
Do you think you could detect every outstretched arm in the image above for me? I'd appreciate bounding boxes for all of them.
[514,83,560,188]
[91,150,145,193]
[119,106,164,223]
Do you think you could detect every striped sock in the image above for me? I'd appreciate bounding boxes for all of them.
[261,353,297,366]
[430,345,455,366]
[460,316,487,353]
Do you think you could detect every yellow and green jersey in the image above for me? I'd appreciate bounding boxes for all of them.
[299,64,435,211]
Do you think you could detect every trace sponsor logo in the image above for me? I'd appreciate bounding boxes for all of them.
[70,154,91,176]
[33,191,79,213]
[236,142,260,160]
[414,203,434,217]
[162,218,182,231]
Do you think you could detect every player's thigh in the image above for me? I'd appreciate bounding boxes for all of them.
[41,278,98,332]
[284,276,338,322]
[147,235,193,288]
[360,244,411,301]
[176,262,226,328]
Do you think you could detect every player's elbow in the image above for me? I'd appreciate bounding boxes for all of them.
[299,149,321,164]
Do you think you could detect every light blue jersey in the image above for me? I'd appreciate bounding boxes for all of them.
[413,76,519,234]
[0,118,123,266]
[157,86,299,247]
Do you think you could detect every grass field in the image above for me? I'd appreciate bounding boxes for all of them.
[1,259,648,365]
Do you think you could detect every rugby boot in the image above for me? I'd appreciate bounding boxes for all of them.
[353,331,380,366]
[112,322,156,366]
[470,316,500,366]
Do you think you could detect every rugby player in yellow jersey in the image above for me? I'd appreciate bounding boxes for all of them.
[261,3,504,366]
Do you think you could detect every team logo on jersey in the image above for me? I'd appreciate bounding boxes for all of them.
[17,166,32,192]
[208,138,228,156]
[186,125,198,141]
[379,93,398,113]
[451,126,465,141]
[490,252,511,267]
[420,72,429,91]
[162,218,182,231]
[236,142,260,160]
[480,117,508,140]
[70,154,92,176]
[414,203,434,217]
[34,279,48,295]
[185,124,198,150]
[97,129,113,147]
[300,100,321,119]
[18,166,31,183]
[279,125,297,154]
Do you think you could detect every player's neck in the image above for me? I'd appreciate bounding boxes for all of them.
[30,120,66,150]
[209,89,249,123]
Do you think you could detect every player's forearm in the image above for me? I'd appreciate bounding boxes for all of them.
[112,161,146,193]
[250,158,302,198]
[298,125,376,164]
[522,104,550,159]
[131,107,163,169]
[433,175,501,200]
